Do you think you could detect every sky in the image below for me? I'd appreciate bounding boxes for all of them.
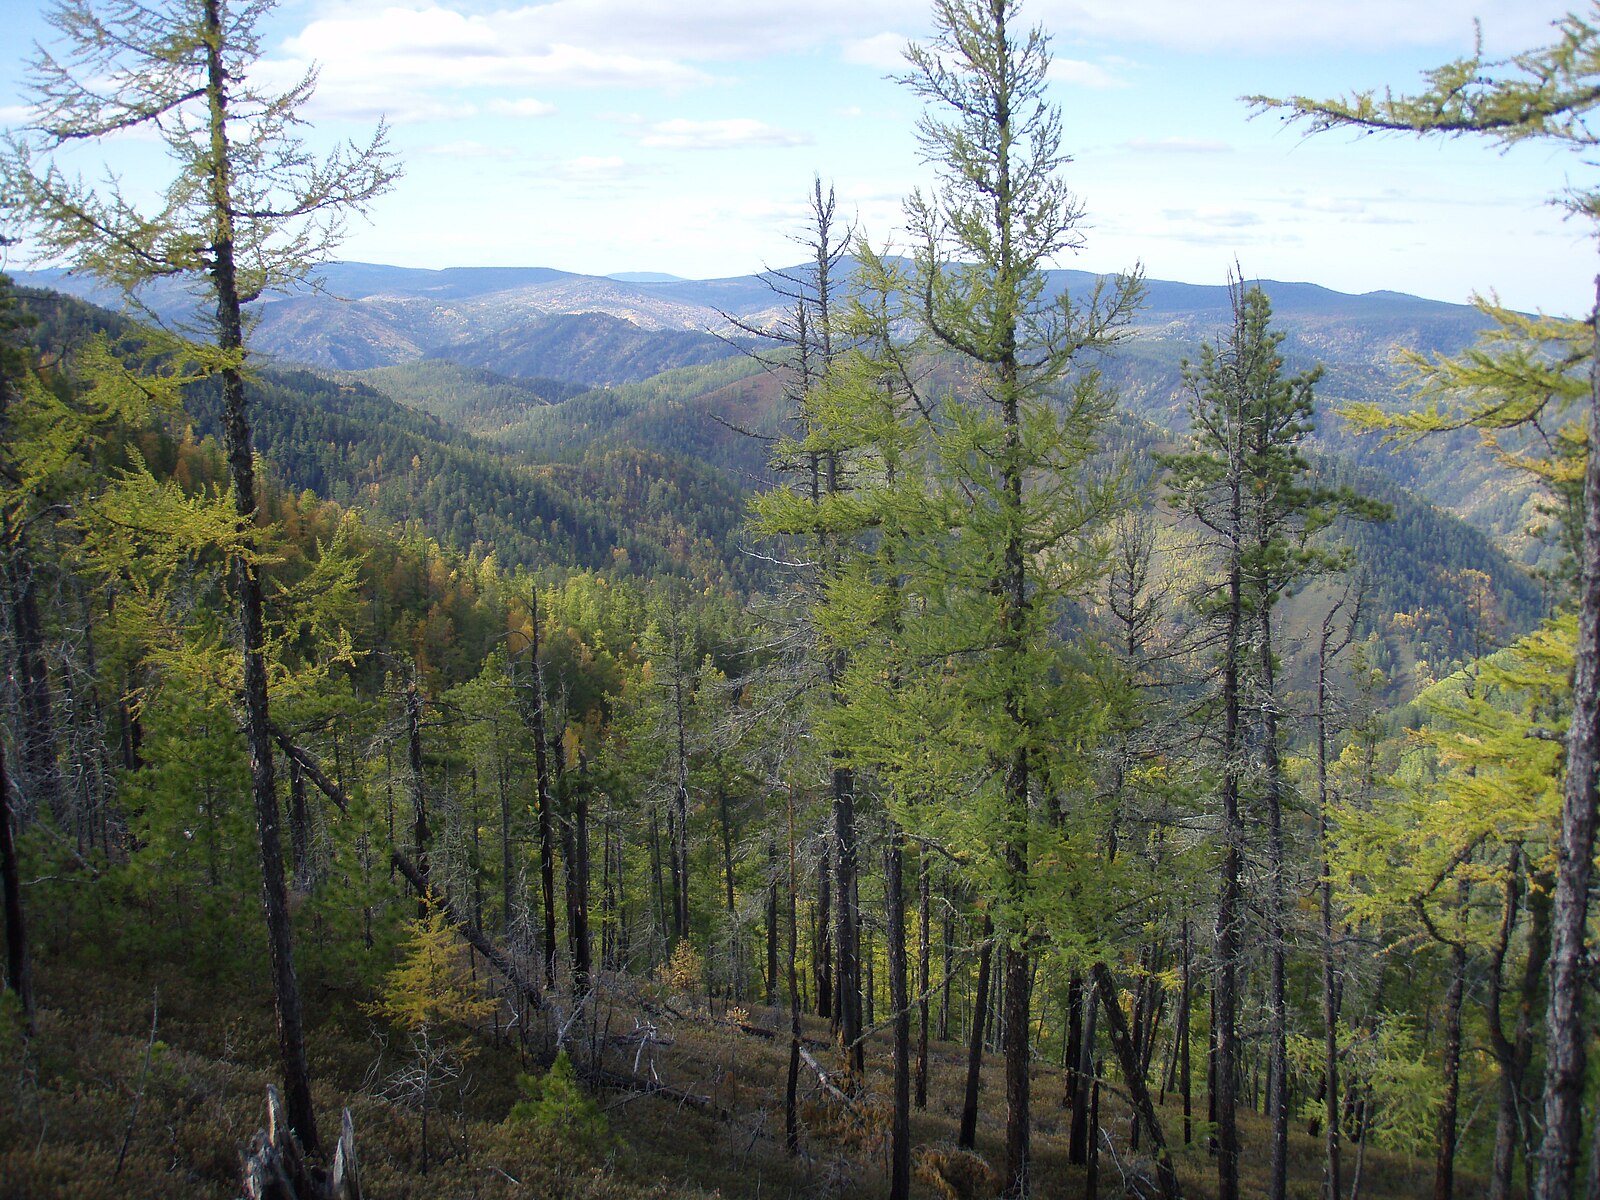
[0,0,1594,315]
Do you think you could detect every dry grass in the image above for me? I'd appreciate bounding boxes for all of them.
[0,941,1479,1200]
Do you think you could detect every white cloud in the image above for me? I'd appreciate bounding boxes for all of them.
[270,6,716,124]
[549,155,632,181]
[300,84,479,123]
[1122,137,1233,154]
[1301,196,1365,214]
[1033,0,1556,54]
[420,139,514,158]
[1049,58,1127,89]
[448,0,928,60]
[842,32,912,69]
[489,97,557,118]
[638,118,812,150]
[1163,207,1264,228]
[0,104,37,127]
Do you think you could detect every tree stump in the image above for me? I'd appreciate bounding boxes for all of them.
[240,1087,361,1200]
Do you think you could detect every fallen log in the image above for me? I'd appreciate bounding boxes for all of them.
[269,724,350,813]
[580,1063,727,1117]
[797,1043,852,1105]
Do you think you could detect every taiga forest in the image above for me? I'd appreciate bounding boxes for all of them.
[0,1,1597,1199]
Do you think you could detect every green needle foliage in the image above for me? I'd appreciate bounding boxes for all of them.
[509,1050,611,1155]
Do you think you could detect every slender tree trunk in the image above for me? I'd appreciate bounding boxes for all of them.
[3,547,61,822]
[1208,987,1218,1153]
[1003,939,1031,1195]
[1070,993,1098,1164]
[1316,608,1344,1200]
[941,905,952,1041]
[718,784,737,995]
[1488,847,1546,1200]
[0,738,33,1033]
[406,681,429,916]
[204,0,316,1150]
[521,590,558,988]
[1215,475,1245,1200]
[1260,607,1290,1200]
[786,786,802,1155]
[959,913,994,1150]
[916,852,931,1109]
[1537,279,1600,1200]
[832,762,862,1078]
[671,672,691,944]
[1065,972,1083,1114]
[816,848,833,1021]
[562,759,592,991]
[767,835,780,1007]
[1086,1067,1101,1200]
[1435,934,1468,1200]
[649,807,665,954]
[287,753,311,892]
[1093,961,1184,1200]
[498,742,514,941]
[886,830,911,1200]
[1181,921,1193,1147]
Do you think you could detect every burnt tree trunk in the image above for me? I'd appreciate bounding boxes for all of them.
[958,913,994,1150]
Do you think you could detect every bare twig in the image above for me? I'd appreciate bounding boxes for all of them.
[112,987,158,1182]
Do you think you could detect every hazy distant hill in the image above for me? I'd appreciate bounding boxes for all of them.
[16,259,1489,381]
[19,259,1535,554]
[427,310,744,386]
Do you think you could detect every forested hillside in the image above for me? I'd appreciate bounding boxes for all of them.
[2,3,1597,1200]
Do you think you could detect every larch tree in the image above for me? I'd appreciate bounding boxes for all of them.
[4,0,398,1153]
[1162,279,1383,1200]
[893,1,1141,1192]
[742,178,866,1069]
[1250,11,1600,1196]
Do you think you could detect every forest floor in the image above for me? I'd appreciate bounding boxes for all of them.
[0,931,1490,1200]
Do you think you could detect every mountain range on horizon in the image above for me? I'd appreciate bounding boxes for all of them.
[13,256,1491,376]
[15,255,1532,556]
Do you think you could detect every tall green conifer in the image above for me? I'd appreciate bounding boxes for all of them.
[891,2,1139,1192]
[5,0,398,1151]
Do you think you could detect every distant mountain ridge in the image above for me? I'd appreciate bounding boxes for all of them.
[14,259,1492,379]
[17,259,1530,556]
